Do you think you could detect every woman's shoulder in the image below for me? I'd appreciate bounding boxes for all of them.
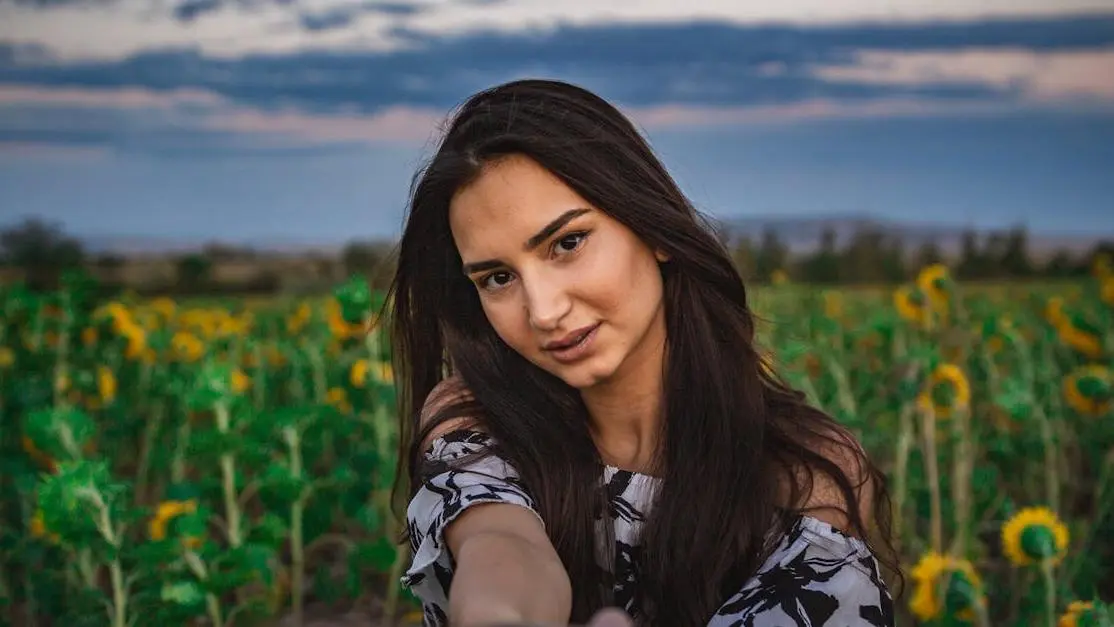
[418,375,486,451]
[778,422,878,539]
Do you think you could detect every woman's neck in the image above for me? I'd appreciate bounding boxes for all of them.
[581,319,667,474]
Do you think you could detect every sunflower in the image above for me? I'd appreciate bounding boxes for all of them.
[350,359,369,388]
[1103,277,1114,308]
[1056,316,1104,360]
[231,369,251,395]
[30,509,61,544]
[286,302,312,334]
[919,363,971,418]
[917,263,952,306]
[1045,297,1068,327]
[327,387,352,414]
[326,300,366,340]
[149,499,202,548]
[909,551,984,624]
[171,331,205,362]
[97,366,117,405]
[1059,600,1113,627]
[1001,506,1070,567]
[1062,365,1112,417]
[894,286,927,323]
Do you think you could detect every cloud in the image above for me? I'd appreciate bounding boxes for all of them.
[2,16,1113,118]
[3,0,1114,61]
[175,0,223,22]
[813,49,1114,102]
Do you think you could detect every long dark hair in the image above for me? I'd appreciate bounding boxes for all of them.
[387,78,897,624]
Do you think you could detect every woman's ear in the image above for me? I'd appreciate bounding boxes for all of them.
[655,249,671,263]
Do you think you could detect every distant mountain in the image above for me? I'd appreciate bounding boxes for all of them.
[76,214,1109,261]
[79,234,348,257]
[716,213,1107,260]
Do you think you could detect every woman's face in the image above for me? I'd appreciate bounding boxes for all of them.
[449,154,667,391]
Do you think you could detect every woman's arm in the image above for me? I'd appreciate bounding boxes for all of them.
[417,377,573,625]
[446,502,572,625]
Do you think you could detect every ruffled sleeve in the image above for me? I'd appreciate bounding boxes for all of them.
[400,429,543,625]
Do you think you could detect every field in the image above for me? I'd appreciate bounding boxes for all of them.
[1,263,1112,627]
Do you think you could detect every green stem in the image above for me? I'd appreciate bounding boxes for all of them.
[893,403,914,550]
[184,551,224,627]
[286,426,306,627]
[171,413,190,484]
[252,343,266,411]
[1033,404,1060,514]
[1041,558,1057,627]
[95,503,127,627]
[948,406,973,557]
[215,402,242,548]
[134,399,164,504]
[77,548,97,589]
[108,559,126,627]
[919,404,943,553]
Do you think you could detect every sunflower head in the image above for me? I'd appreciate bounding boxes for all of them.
[894,286,929,323]
[148,498,203,549]
[1059,320,1105,360]
[350,359,370,388]
[1001,506,1071,567]
[909,551,984,623]
[1059,600,1113,627]
[918,363,971,418]
[917,263,953,304]
[1063,365,1113,417]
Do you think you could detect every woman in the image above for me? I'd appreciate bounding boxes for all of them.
[387,78,898,626]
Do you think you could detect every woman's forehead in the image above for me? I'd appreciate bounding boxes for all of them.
[449,156,594,251]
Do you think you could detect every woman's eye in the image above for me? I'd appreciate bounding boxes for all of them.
[481,271,513,290]
[554,232,588,255]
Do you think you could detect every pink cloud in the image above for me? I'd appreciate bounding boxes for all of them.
[0,85,225,108]
[812,49,1114,102]
[0,141,111,161]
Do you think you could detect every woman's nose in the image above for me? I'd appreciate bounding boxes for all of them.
[524,277,572,331]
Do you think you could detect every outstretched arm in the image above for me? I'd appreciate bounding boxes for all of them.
[445,501,572,626]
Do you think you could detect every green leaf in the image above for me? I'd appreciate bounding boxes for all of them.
[160,581,205,608]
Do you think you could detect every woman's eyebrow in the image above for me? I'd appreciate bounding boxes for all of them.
[523,207,591,252]
[461,207,592,275]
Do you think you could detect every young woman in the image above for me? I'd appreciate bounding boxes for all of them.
[387,79,897,626]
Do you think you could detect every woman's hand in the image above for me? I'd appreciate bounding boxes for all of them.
[584,608,634,627]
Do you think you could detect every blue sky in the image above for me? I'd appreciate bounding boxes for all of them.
[0,0,1112,244]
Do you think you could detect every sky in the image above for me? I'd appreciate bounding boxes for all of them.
[0,0,1112,246]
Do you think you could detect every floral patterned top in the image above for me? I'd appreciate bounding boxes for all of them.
[401,430,895,626]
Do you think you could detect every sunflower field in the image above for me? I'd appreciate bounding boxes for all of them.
[1,257,1113,627]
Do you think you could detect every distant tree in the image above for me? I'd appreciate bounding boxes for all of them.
[879,236,908,283]
[0,217,85,289]
[999,226,1033,278]
[342,240,399,289]
[754,229,789,283]
[729,236,756,281]
[1043,249,1080,278]
[176,253,212,291]
[982,232,1008,278]
[913,238,944,272]
[799,227,841,284]
[840,228,888,284]
[956,230,986,280]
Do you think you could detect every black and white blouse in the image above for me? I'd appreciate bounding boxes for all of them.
[402,430,895,626]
